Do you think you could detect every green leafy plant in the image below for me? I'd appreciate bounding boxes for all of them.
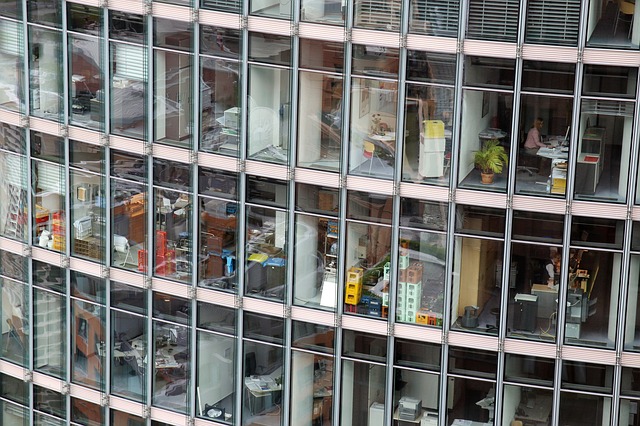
[474,139,508,175]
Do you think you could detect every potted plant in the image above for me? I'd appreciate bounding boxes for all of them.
[474,139,508,184]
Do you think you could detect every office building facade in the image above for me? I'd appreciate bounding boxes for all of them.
[2,0,640,425]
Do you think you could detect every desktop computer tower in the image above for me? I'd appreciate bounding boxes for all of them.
[514,293,538,333]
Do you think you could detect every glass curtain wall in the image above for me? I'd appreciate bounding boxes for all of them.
[0,124,27,242]
[0,18,24,112]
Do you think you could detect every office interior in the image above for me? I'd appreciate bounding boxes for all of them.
[586,0,640,49]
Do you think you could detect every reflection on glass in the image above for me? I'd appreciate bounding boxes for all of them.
[199,195,238,291]
[349,78,398,179]
[1,400,26,425]
[504,353,555,385]
[154,188,192,283]
[0,19,23,112]
[502,385,552,426]
[200,57,240,156]
[112,179,147,272]
[111,288,147,402]
[111,409,146,425]
[70,166,105,262]
[0,151,27,241]
[33,159,66,252]
[525,0,580,46]
[34,288,66,378]
[402,82,454,186]
[71,397,104,426]
[409,0,459,36]
[197,331,235,422]
[625,254,640,351]
[297,72,342,171]
[467,0,519,42]
[110,42,147,139]
[28,0,62,27]
[249,0,291,19]
[34,385,66,420]
[29,26,63,120]
[1,278,27,366]
[291,352,333,425]
[152,320,190,413]
[396,229,446,326]
[294,213,338,309]
[340,360,385,425]
[558,392,611,425]
[201,0,241,14]
[247,65,291,164]
[354,0,400,30]
[110,11,145,43]
[72,299,105,391]
[301,0,344,24]
[344,221,392,319]
[69,31,102,130]
[249,33,291,66]
[393,368,440,423]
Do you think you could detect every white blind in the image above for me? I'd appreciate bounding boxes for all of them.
[113,43,146,81]
[355,0,402,30]
[0,19,20,55]
[36,162,63,193]
[525,0,580,46]
[467,0,519,42]
[201,0,241,13]
[582,100,635,117]
[3,153,25,187]
[410,0,460,37]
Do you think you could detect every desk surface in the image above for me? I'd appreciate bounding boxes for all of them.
[537,146,569,160]
[515,394,552,424]
[244,375,281,397]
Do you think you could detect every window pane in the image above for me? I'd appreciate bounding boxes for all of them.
[0,19,24,112]
[586,0,639,50]
[409,0,460,37]
[291,352,334,425]
[29,26,63,120]
[301,0,344,24]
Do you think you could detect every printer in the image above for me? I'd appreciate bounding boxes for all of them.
[398,396,422,421]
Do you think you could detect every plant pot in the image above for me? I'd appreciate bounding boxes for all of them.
[480,172,495,184]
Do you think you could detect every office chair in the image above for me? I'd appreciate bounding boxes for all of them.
[615,0,635,38]
[363,140,386,174]
[517,142,539,176]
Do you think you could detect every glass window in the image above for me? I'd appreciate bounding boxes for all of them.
[34,386,65,420]
[70,142,105,263]
[344,220,392,320]
[343,330,387,362]
[405,53,456,184]
[574,98,633,203]
[297,71,343,172]
[506,242,561,342]
[249,0,292,19]
[446,377,496,424]
[409,0,460,37]
[29,26,63,120]
[33,157,66,253]
[199,26,240,154]
[290,351,334,425]
[467,0,519,42]
[394,339,441,370]
[201,0,241,15]
[559,392,611,425]
[28,0,62,27]
[301,0,344,24]
[625,254,640,351]
[570,216,624,249]
[111,150,147,272]
[586,0,639,49]
[515,94,573,197]
[1,276,28,366]
[34,285,66,378]
[458,89,513,192]
[524,0,580,45]
[399,198,448,231]
[300,39,344,73]
[199,182,239,292]
[352,44,399,78]
[504,353,555,385]
[72,397,104,426]
[247,64,291,164]
[0,123,25,154]
[354,0,401,30]
[249,32,291,66]
[512,210,564,243]
[347,191,392,224]
[455,205,505,237]
[0,19,24,112]
[110,40,147,140]
[0,149,27,241]
[522,61,576,94]
[197,302,236,423]
[348,77,398,179]
[583,65,637,98]
[111,282,147,402]
[154,19,193,148]
[451,235,504,334]
[0,1,20,19]
[562,360,613,392]
[245,190,288,301]
[341,359,386,426]
[111,409,145,426]
[396,228,446,326]
[152,294,190,413]
[242,341,283,424]
[502,385,553,425]
[72,292,106,391]
[244,312,284,344]
[110,11,145,43]
[464,56,516,90]
[292,320,334,353]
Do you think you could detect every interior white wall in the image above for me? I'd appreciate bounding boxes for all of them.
[341,361,354,426]
[37,30,60,114]
[625,256,640,347]
[275,184,287,249]
[249,66,281,154]
[197,335,234,411]
[501,386,520,426]
[609,253,622,342]
[294,215,319,300]
[297,72,323,164]
[290,352,314,426]
[587,0,601,40]
[401,373,439,410]
[154,51,167,141]
[458,91,493,182]
[620,116,632,196]
[602,397,611,425]
[451,238,462,319]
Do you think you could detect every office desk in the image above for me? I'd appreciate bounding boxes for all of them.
[244,375,282,415]
[536,146,569,160]
[393,408,438,425]
[531,284,558,319]
[451,420,492,426]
